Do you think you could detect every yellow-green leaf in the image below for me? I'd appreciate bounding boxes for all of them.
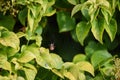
[91,17,105,43]
[64,72,76,80]
[73,54,87,63]
[67,0,79,5]
[71,4,82,17]
[76,61,94,76]
[51,69,64,78]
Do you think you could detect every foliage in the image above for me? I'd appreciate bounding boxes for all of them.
[0,0,120,80]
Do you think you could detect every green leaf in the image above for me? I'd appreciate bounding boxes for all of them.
[17,76,25,80]
[27,3,41,18]
[78,72,86,80]
[0,76,9,80]
[105,19,117,42]
[11,58,22,70]
[63,63,86,80]
[81,8,90,20]
[57,11,76,32]
[7,47,19,57]
[55,0,73,8]
[44,7,56,16]
[85,41,106,58]
[71,4,82,17]
[36,56,52,69]
[50,53,64,69]
[73,54,87,63]
[101,8,111,25]
[23,63,37,73]
[64,72,76,80]
[16,32,25,38]
[76,21,91,45]
[29,35,42,47]
[36,47,57,69]
[28,9,34,32]
[91,50,112,69]
[63,62,75,69]
[70,29,79,42]
[0,31,19,49]
[91,17,105,43]
[51,69,64,78]
[69,65,82,80]
[93,74,104,80]
[0,49,11,71]
[76,61,94,76]
[67,0,79,5]
[23,67,37,80]
[18,7,28,26]
[102,65,114,76]
[35,48,51,69]
[18,45,39,63]
[90,7,99,23]
[0,28,20,56]
[118,1,120,11]
[18,50,36,63]
[0,15,15,31]
[35,25,43,35]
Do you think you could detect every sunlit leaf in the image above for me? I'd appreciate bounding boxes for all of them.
[76,61,94,76]
[11,58,22,70]
[37,47,60,69]
[64,72,76,80]
[30,35,42,47]
[91,17,105,43]
[57,11,76,32]
[105,19,117,42]
[27,3,41,17]
[17,76,25,80]
[23,63,37,73]
[62,62,74,69]
[44,7,56,16]
[90,8,99,23]
[23,67,37,80]
[28,9,34,32]
[50,53,64,69]
[71,4,82,17]
[51,69,64,78]
[67,0,79,5]
[101,9,111,25]
[36,56,52,69]
[18,50,36,63]
[69,65,81,80]
[0,31,19,49]
[16,32,25,38]
[73,54,87,63]
[0,76,9,80]
[78,72,86,80]
[47,0,55,7]
[0,49,11,72]
[76,21,91,45]
[18,45,39,63]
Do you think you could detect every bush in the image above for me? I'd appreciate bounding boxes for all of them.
[0,0,119,80]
